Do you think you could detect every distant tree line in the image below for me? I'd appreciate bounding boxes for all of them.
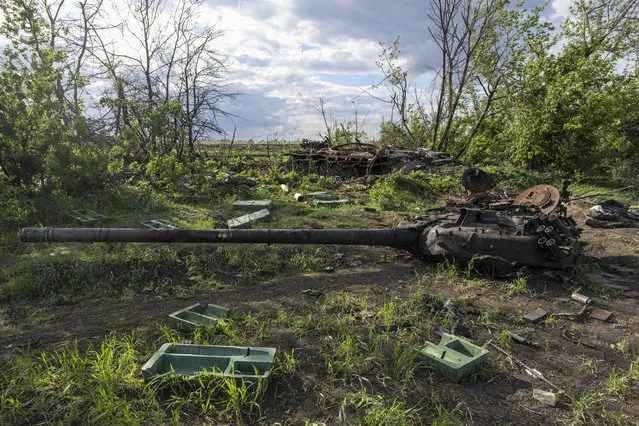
[0,0,235,193]
[375,0,639,176]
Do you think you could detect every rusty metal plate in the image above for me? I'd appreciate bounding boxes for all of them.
[513,184,561,214]
[589,308,613,322]
[462,167,496,194]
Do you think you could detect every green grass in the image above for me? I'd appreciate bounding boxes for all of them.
[3,155,639,425]
[368,171,460,212]
[505,276,529,296]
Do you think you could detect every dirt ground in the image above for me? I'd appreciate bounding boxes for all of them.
[1,203,638,425]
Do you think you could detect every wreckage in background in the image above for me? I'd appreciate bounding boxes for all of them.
[584,200,639,228]
[20,172,581,275]
[289,142,457,177]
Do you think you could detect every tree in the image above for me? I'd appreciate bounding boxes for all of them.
[0,0,107,190]
[0,0,68,186]
[374,1,550,156]
[91,0,236,160]
[504,0,639,173]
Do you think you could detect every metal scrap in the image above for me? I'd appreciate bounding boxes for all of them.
[584,200,639,228]
[513,185,561,214]
[289,143,456,177]
[589,308,613,322]
[462,167,496,194]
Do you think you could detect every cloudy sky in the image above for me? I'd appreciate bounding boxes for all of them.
[198,0,572,141]
[0,0,572,140]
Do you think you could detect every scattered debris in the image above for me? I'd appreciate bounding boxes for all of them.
[305,191,338,201]
[570,293,592,305]
[168,303,229,331]
[280,184,290,193]
[553,305,589,320]
[562,329,596,348]
[227,208,271,229]
[585,200,639,228]
[506,331,539,348]
[533,389,557,407]
[289,143,456,177]
[139,219,180,230]
[66,209,107,223]
[487,341,566,395]
[524,307,549,323]
[461,167,496,195]
[301,289,323,297]
[312,199,350,208]
[416,333,489,382]
[589,308,613,322]
[232,200,274,212]
[141,343,276,382]
[294,193,305,202]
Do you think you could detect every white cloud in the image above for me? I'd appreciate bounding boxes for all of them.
[550,0,572,20]
[0,0,565,140]
[203,0,440,139]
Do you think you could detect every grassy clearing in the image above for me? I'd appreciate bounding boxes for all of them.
[0,283,482,425]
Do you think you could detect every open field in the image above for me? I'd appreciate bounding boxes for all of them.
[1,154,639,425]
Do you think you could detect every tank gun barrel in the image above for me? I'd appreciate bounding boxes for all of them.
[20,227,421,249]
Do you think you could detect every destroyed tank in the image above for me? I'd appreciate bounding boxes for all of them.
[20,184,581,274]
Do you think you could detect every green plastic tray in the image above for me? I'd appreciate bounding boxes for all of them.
[66,209,107,223]
[227,208,271,229]
[416,334,488,382]
[139,219,180,229]
[168,303,229,331]
[141,344,276,382]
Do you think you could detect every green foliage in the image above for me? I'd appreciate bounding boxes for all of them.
[144,154,189,190]
[299,173,339,192]
[369,171,455,211]
[0,177,33,228]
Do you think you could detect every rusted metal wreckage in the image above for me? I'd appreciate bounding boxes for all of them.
[20,173,581,275]
[289,142,456,177]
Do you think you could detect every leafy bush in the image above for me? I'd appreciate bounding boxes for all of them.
[44,142,108,194]
[0,177,33,228]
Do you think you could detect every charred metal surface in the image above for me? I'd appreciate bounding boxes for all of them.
[289,143,456,177]
[461,167,496,194]
[416,207,580,270]
[20,227,422,250]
